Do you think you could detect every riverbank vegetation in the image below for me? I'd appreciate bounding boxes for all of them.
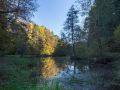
[0,0,120,90]
[62,0,120,62]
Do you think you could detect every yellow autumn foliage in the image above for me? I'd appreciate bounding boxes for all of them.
[27,23,58,55]
[27,23,34,30]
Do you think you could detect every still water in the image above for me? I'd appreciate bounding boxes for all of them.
[37,57,120,90]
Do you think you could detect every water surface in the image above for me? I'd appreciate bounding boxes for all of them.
[37,57,120,90]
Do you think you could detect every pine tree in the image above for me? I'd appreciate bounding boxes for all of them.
[63,5,79,56]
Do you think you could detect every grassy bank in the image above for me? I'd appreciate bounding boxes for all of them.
[0,56,64,90]
[0,56,38,90]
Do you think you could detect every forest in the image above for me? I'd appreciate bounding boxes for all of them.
[0,0,120,90]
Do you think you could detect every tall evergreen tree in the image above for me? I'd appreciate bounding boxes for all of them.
[63,5,80,56]
[85,0,120,57]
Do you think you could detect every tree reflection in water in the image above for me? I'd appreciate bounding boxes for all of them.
[40,57,60,79]
[38,57,118,90]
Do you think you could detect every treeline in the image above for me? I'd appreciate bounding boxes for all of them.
[62,0,120,61]
[0,0,36,55]
[86,0,120,59]
[0,0,68,56]
[0,19,65,55]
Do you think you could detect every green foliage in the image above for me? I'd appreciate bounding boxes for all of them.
[75,44,88,57]
[0,0,38,55]
[55,39,71,56]
[0,22,11,55]
[0,56,37,90]
[82,0,120,59]
[110,59,120,82]
[35,81,64,90]
[0,56,65,90]
[114,25,120,43]
[0,19,59,55]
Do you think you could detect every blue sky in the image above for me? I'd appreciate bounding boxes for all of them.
[32,0,75,36]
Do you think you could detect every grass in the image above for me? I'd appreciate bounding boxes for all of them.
[69,76,96,85]
[0,56,37,90]
[84,79,97,85]
[69,77,83,84]
[0,56,64,90]
[111,59,120,81]
[35,81,64,90]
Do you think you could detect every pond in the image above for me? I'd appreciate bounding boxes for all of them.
[37,57,120,90]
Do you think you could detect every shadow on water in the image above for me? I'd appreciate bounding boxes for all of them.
[37,57,120,90]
